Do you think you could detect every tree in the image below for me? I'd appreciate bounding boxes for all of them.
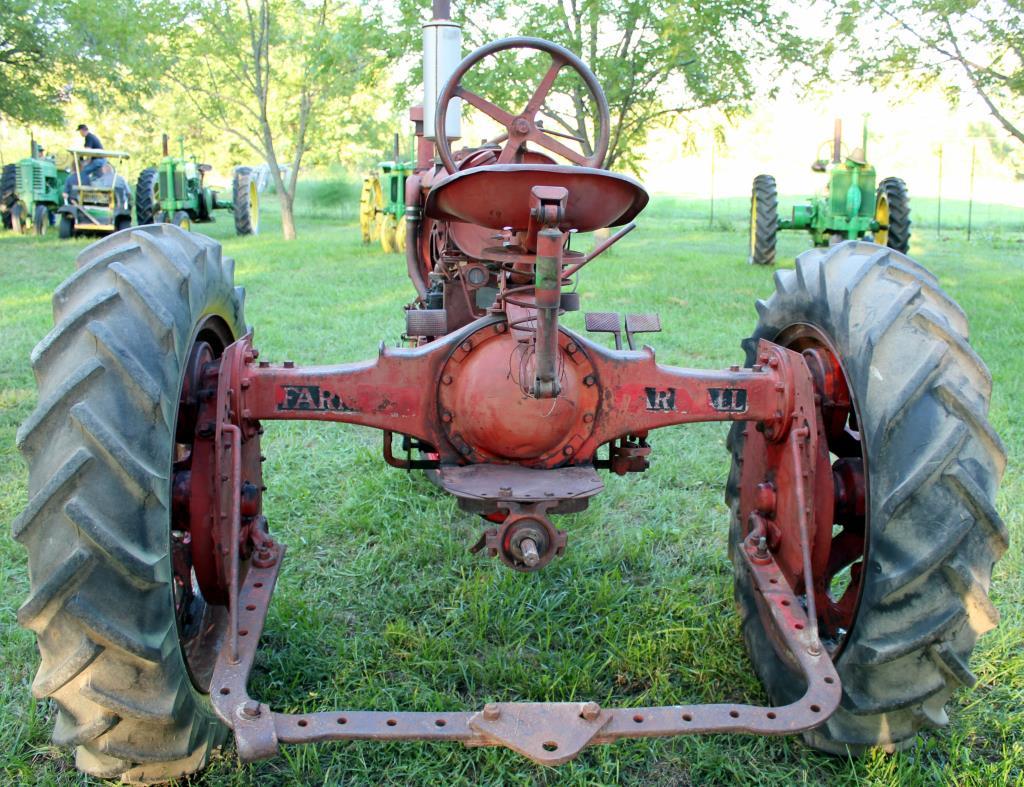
[0,0,184,126]
[174,0,381,239]
[393,0,816,173]
[836,1,1024,146]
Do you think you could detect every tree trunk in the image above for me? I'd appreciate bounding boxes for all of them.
[279,189,296,241]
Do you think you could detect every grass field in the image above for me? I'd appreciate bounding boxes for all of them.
[1,194,1022,785]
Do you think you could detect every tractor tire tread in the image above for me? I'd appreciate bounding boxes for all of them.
[15,224,240,780]
[233,167,257,235]
[135,167,159,226]
[749,174,777,265]
[877,176,911,254]
[727,241,1005,753]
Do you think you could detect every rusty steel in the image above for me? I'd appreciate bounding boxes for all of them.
[209,530,841,765]
[424,164,647,234]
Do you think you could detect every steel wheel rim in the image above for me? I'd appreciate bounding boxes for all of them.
[775,322,870,658]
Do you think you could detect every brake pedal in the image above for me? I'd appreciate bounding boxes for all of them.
[624,313,661,350]
[584,311,622,349]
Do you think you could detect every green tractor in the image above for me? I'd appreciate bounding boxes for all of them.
[749,118,911,265]
[135,135,259,234]
[55,148,134,238]
[359,133,415,253]
[1,141,70,235]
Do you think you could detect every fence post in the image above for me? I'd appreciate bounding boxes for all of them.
[709,136,716,228]
[967,144,976,241]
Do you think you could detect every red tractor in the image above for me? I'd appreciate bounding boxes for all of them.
[14,21,1006,785]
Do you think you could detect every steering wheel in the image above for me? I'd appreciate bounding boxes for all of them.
[434,37,610,174]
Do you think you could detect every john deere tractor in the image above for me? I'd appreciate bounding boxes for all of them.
[749,118,910,265]
[359,133,415,253]
[55,147,133,238]
[135,135,259,235]
[0,141,70,235]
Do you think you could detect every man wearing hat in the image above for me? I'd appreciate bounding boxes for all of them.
[76,124,107,183]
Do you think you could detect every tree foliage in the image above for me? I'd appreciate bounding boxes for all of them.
[837,0,1024,146]
[393,0,816,172]
[173,0,382,239]
[0,0,185,126]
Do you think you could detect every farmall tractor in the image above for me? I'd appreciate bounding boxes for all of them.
[135,135,259,234]
[359,132,416,253]
[14,5,1006,782]
[0,140,70,235]
[749,118,912,264]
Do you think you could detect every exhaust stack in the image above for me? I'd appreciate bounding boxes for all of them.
[423,0,461,141]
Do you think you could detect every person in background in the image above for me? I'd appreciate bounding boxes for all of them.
[76,124,107,184]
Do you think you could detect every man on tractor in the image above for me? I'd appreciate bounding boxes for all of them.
[76,123,107,183]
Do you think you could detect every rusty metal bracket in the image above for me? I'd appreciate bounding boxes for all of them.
[209,536,841,766]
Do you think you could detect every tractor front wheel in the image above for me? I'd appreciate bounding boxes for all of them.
[874,177,911,253]
[381,213,398,254]
[34,204,49,236]
[727,241,1006,753]
[10,200,27,234]
[14,225,244,780]
[172,210,192,231]
[232,167,259,235]
[749,174,777,265]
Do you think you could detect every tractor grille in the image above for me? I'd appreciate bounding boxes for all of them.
[160,171,170,199]
[175,171,186,199]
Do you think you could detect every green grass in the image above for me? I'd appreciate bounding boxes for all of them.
[1,195,1022,785]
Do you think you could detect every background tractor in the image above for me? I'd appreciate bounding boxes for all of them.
[55,147,133,238]
[14,3,1005,782]
[0,141,70,235]
[135,135,259,234]
[359,133,415,253]
[749,118,911,264]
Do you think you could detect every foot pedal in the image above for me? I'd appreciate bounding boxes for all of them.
[624,313,661,350]
[584,311,622,349]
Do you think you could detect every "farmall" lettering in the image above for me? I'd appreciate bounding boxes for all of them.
[708,387,748,413]
[645,387,676,411]
[277,385,354,413]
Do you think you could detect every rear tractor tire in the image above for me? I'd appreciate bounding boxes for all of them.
[395,214,407,254]
[14,225,245,781]
[135,166,160,225]
[728,241,1006,754]
[1,162,17,229]
[58,213,74,239]
[874,177,911,254]
[749,174,777,265]
[232,166,259,235]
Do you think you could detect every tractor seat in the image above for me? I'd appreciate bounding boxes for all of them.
[198,163,213,173]
[424,164,648,233]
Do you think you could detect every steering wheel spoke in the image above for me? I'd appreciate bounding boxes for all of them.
[455,86,516,127]
[527,127,589,165]
[524,55,567,118]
